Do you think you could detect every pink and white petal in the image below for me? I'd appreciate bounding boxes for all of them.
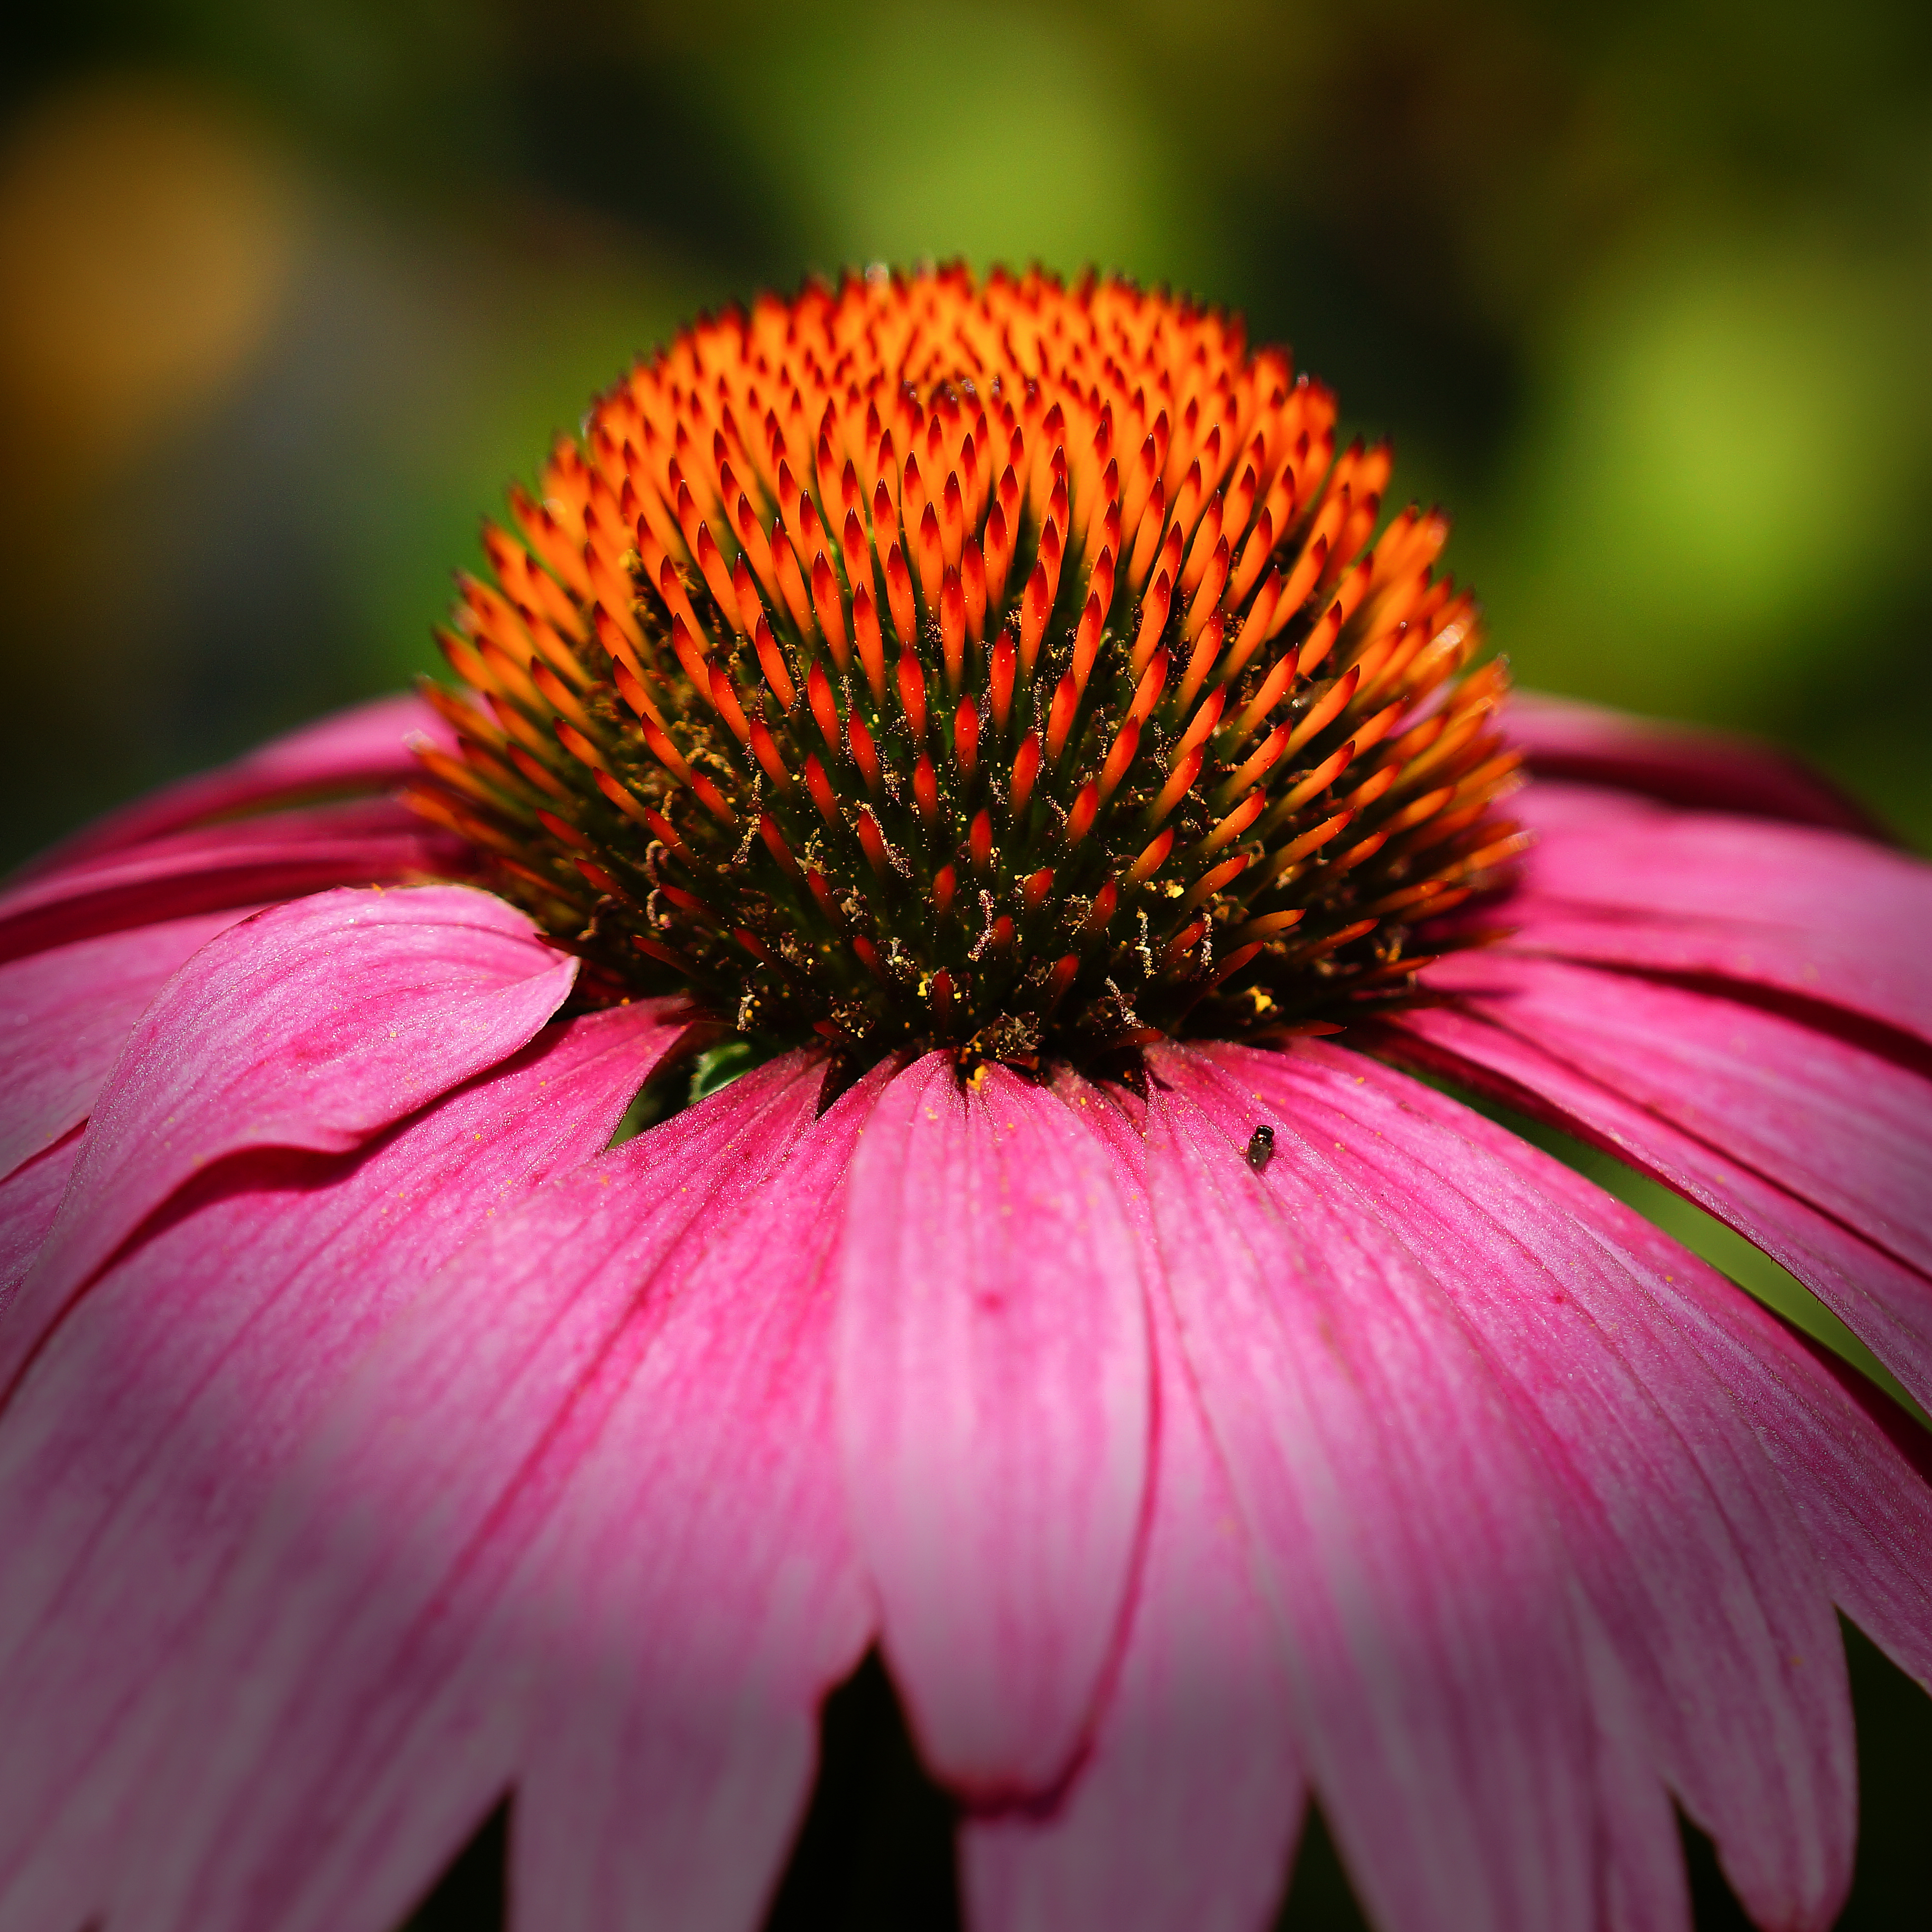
[963,1086,1302,1932]
[0,798,467,964]
[1506,694,1882,835]
[1426,953,1932,1275]
[1140,1046,1595,1932]
[6,884,577,1374]
[1486,779,1932,1045]
[0,1002,685,1932]
[18,692,455,879]
[835,1054,1151,1803]
[1229,1043,1854,1927]
[1390,1002,1932,1409]
[83,1054,838,1932]
[0,910,258,1179]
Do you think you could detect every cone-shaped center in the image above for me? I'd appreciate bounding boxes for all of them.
[408,267,1525,1075]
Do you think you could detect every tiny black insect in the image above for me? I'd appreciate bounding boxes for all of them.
[1246,1124,1275,1173]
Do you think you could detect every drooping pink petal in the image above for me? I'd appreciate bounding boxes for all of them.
[0,798,467,964]
[18,693,455,879]
[963,1077,1302,1932]
[1435,1101,1932,1696]
[505,1066,885,1932]
[1136,1045,1595,1932]
[1603,1254,1932,1703]
[1223,1041,1854,1928]
[1389,1000,1932,1408]
[0,910,257,1181]
[1484,779,1932,1045]
[1506,694,1883,835]
[68,1054,858,1932]
[6,884,577,1372]
[835,1054,1151,1803]
[1426,952,1932,1275]
[0,1002,685,1932]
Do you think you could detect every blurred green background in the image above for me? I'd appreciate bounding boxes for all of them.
[3,0,1929,869]
[3,4,1929,1926]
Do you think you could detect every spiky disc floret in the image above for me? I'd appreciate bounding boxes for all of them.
[406,265,1526,1073]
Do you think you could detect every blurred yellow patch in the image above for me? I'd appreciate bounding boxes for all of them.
[0,78,302,490]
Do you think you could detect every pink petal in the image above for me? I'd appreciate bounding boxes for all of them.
[79,1054,855,1932]
[0,1002,684,1932]
[0,798,468,964]
[1579,1609,1692,1932]
[1486,779,1932,1045]
[1451,1114,1932,1698]
[1426,952,1932,1276]
[506,1066,884,1932]
[1139,1044,1595,1932]
[0,1134,82,1309]
[0,911,256,1181]
[1747,1337,1932,1694]
[19,693,454,880]
[1229,1042,1854,1928]
[835,1054,1151,1803]
[963,1079,1302,1932]
[1507,694,1882,835]
[1390,999,1932,1408]
[6,883,577,1373]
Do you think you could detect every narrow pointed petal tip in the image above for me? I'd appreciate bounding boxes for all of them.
[835,1054,1151,1804]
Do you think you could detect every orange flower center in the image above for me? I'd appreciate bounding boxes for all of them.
[407,266,1525,1075]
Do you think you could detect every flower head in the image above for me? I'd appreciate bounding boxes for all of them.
[0,267,1928,1932]
[405,267,1517,1070]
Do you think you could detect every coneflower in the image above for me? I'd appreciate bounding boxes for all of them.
[0,266,1926,1932]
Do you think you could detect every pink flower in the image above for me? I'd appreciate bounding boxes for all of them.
[2,271,1928,1932]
